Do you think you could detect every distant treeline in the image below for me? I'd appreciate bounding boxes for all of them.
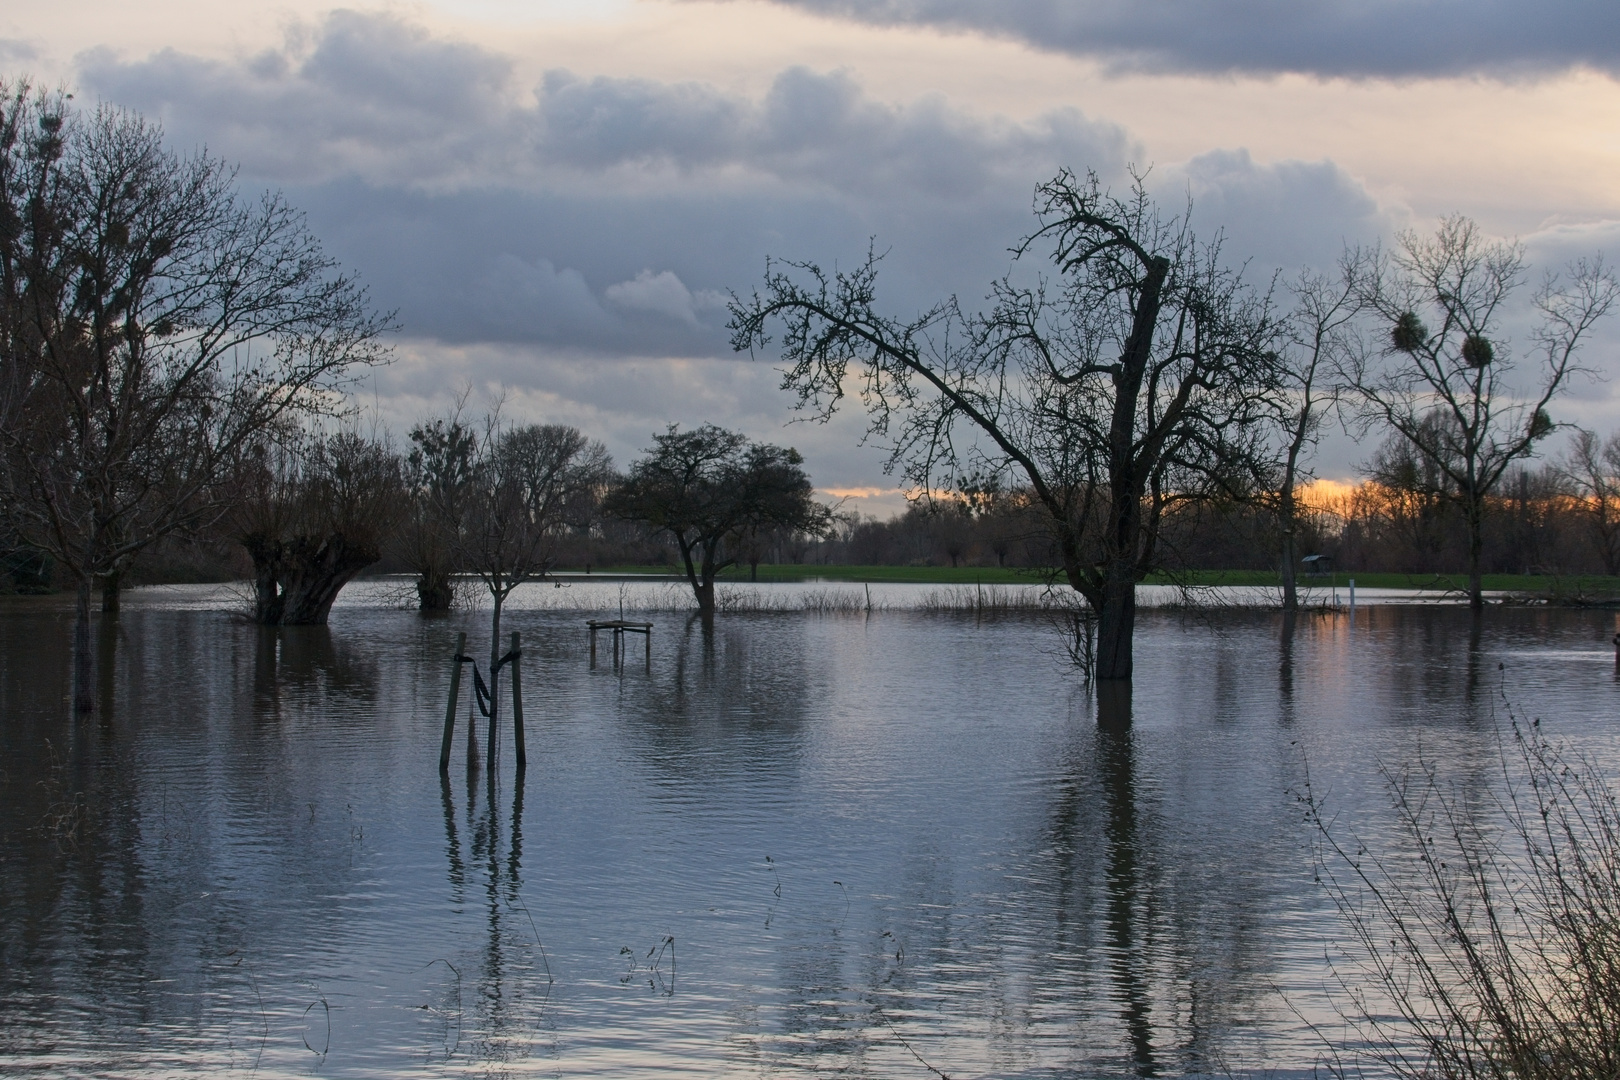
[10,422,1620,599]
[797,452,1619,580]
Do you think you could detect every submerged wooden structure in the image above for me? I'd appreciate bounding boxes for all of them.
[589,619,652,671]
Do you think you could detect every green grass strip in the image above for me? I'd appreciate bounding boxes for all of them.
[570,564,1620,594]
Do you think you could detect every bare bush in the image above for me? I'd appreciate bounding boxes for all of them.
[1303,714,1620,1078]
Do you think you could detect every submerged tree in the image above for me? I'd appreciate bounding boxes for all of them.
[1343,216,1616,610]
[461,419,610,769]
[1270,260,1361,611]
[401,414,478,611]
[606,424,828,612]
[236,431,404,625]
[730,169,1283,679]
[0,83,390,710]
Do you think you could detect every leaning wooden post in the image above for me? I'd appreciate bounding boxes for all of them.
[439,631,466,773]
[589,624,597,667]
[510,630,526,770]
[644,626,651,671]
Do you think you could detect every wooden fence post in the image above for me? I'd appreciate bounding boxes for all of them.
[511,630,526,770]
[439,631,465,773]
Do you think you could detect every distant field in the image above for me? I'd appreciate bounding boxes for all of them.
[568,565,1620,595]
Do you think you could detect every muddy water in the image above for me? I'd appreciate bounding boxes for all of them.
[2,583,1617,1078]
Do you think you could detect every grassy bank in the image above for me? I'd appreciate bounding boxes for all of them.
[570,564,1620,597]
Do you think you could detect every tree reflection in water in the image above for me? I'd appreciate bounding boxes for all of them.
[6,596,1620,1076]
[1097,680,1159,1077]
[439,764,553,1074]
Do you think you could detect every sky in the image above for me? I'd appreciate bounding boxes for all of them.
[5,0,1619,515]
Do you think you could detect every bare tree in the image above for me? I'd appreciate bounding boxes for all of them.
[730,169,1283,679]
[606,424,830,612]
[461,419,610,770]
[0,83,390,710]
[1361,424,1458,573]
[1343,216,1617,610]
[1270,260,1361,610]
[1562,428,1620,576]
[402,413,478,611]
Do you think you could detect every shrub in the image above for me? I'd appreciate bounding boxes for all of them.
[1304,713,1620,1078]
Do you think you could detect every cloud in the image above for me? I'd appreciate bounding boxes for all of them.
[0,40,39,65]
[77,10,1150,356]
[63,10,1417,489]
[750,0,1620,79]
[1167,148,1393,274]
[605,270,722,326]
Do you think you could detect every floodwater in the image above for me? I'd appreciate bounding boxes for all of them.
[2,580,1618,1078]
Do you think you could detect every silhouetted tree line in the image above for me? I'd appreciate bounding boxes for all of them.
[788,434,1620,582]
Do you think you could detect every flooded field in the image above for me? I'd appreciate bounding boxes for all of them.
[2,581,1618,1078]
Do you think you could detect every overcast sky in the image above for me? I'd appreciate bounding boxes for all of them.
[6,0,1618,514]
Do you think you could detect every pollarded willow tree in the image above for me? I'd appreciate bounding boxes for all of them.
[235,431,405,626]
[0,83,390,711]
[730,169,1283,680]
[402,414,479,611]
[1343,216,1617,611]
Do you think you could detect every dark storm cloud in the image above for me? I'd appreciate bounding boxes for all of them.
[76,10,1388,364]
[752,0,1620,78]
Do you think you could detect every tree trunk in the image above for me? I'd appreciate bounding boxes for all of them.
[73,576,95,713]
[243,534,286,624]
[1280,524,1297,613]
[1279,481,1298,612]
[100,569,123,613]
[676,536,715,613]
[417,564,454,611]
[1467,495,1485,613]
[694,540,719,614]
[1095,571,1136,681]
[1096,676,1132,729]
[249,534,379,625]
[487,588,503,774]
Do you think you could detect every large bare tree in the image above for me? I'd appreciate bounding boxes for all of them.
[1343,216,1616,610]
[0,83,390,710]
[730,169,1282,679]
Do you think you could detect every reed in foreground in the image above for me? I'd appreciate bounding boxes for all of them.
[1303,713,1620,1079]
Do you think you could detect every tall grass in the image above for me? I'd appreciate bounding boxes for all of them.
[713,586,871,613]
[1303,711,1620,1079]
[916,583,1060,615]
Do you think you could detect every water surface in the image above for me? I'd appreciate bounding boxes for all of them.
[2,583,1618,1078]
